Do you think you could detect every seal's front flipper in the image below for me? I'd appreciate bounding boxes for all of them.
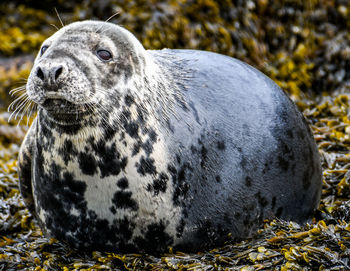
[18,120,37,214]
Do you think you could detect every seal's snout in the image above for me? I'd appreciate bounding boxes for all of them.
[36,65,64,86]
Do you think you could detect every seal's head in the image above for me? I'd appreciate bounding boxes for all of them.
[26,21,148,122]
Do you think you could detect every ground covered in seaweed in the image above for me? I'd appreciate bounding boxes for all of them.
[0,0,350,270]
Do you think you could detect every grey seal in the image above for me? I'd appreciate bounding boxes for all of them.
[17,20,322,253]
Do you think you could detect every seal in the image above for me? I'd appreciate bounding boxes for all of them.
[17,20,322,253]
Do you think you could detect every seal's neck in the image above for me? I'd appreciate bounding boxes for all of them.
[37,107,100,138]
[38,107,91,124]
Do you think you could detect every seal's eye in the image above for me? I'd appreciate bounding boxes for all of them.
[40,45,49,56]
[97,49,112,61]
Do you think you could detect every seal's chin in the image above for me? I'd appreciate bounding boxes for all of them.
[40,98,91,122]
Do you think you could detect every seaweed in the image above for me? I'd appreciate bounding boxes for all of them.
[0,0,350,269]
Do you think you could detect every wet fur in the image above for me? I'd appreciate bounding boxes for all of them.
[17,21,322,253]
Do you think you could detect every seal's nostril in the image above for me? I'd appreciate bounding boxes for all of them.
[55,66,63,81]
[37,67,45,81]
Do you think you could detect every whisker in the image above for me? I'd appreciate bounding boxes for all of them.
[96,23,114,35]
[9,86,26,95]
[17,100,32,125]
[94,107,111,128]
[54,7,64,28]
[9,100,27,122]
[87,104,110,129]
[50,24,60,31]
[8,93,27,109]
[9,88,26,96]
[105,12,120,23]
[26,103,37,126]
[92,103,117,130]
[9,89,26,97]
[13,97,31,120]
[8,93,28,111]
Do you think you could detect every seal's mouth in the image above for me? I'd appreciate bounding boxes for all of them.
[40,98,91,121]
[42,99,79,112]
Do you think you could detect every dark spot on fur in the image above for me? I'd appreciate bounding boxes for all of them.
[178,166,186,181]
[124,94,135,106]
[148,129,157,142]
[137,156,157,175]
[142,140,153,156]
[171,163,191,206]
[102,125,118,141]
[150,172,168,195]
[176,219,185,238]
[167,164,177,175]
[194,220,228,249]
[40,121,53,138]
[190,145,196,154]
[278,156,289,171]
[132,140,142,156]
[121,107,131,120]
[89,140,128,178]
[78,153,97,176]
[245,176,252,187]
[137,107,146,124]
[134,221,174,253]
[215,175,221,182]
[125,122,139,138]
[256,192,268,207]
[119,110,140,138]
[217,141,225,150]
[286,129,294,138]
[240,156,248,169]
[182,209,189,219]
[141,126,149,136]
[117,177,129,190]
[271,196,276,209]
[110,206,116,214]
[146,184,152,192]
[32,157,130,251]
[112,191,138,211]
[263,163,270,174]
[200,146,208,168]
[58,139,78,165]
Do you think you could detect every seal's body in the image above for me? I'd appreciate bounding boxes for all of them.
[18,21,322,253]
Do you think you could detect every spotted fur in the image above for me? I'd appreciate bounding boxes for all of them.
[18,20,322,253]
